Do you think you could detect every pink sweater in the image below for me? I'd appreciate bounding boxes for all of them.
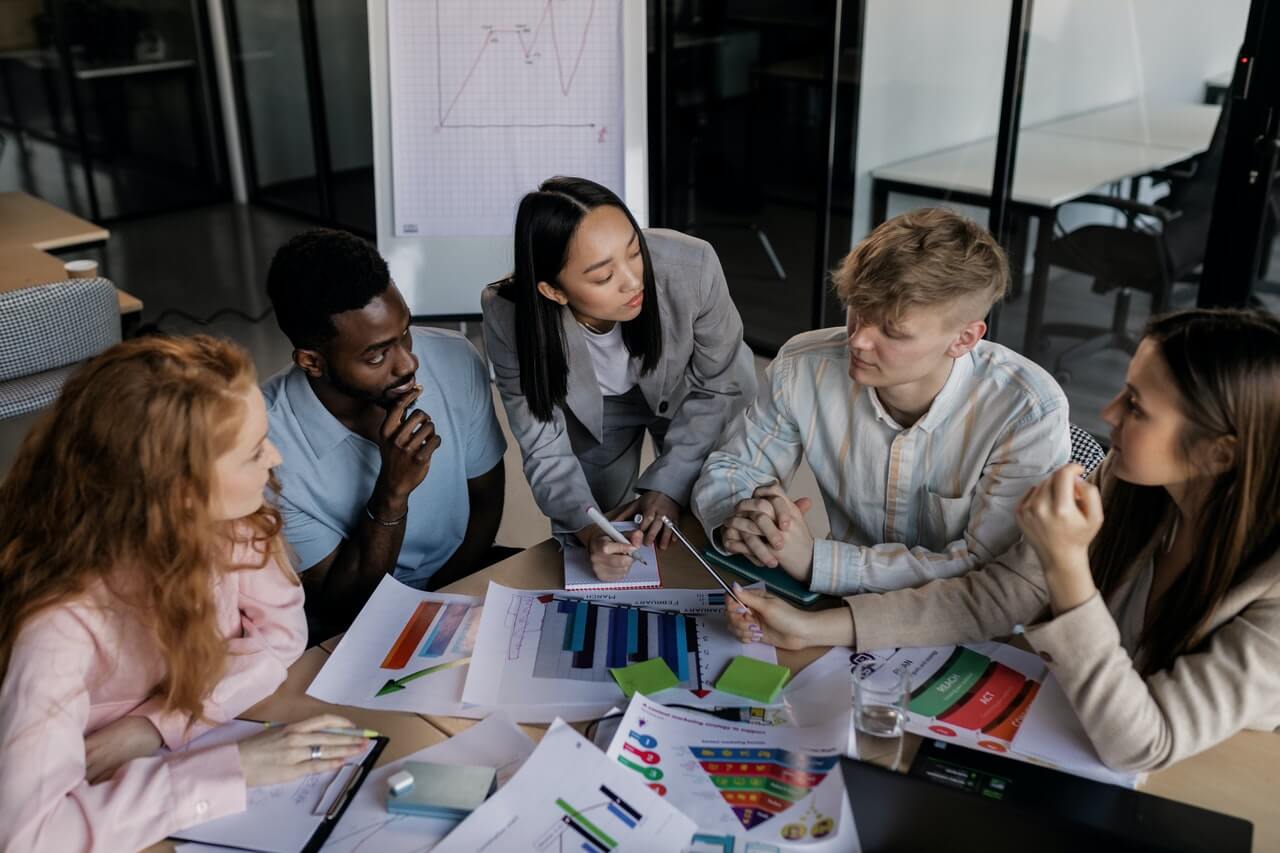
[0,541,306,852]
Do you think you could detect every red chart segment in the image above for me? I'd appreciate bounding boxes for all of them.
[381,601,442,669]
[688,747,837,831]
[906,646,1039,740]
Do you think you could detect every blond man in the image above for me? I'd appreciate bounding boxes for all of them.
[691,208,1069,595]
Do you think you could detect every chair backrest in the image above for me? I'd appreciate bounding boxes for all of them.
[1069,423,1106,476]
[0,278,121,382]
[1162,92,1232,274]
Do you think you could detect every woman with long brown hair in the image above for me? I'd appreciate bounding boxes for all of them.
[727,308,1280,771]
[0,335,367,851]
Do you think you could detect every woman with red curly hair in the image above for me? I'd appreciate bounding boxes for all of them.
[0,335,367,852]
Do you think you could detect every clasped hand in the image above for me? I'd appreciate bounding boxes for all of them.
[720,483,814,582]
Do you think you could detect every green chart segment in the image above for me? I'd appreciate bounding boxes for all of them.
[550,785,643,853]
[907,646,992,717]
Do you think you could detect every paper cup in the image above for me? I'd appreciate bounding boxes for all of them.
[65,259,99,279]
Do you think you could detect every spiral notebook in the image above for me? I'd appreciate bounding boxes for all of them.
[563,522,661,591]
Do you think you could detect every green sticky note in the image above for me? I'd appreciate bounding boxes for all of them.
[715,656,792,703]
[610,658,680,698]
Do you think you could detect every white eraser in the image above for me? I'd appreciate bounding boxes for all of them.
[387,770,414,796]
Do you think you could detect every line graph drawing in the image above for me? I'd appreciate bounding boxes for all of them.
[436,0,598,128]
[387,0,624,236]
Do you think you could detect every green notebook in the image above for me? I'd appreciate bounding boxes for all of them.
[701,548,824,606]
[715,656,792,703]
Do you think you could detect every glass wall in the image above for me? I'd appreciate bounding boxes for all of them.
[226,0,375,233]
[0,0,229,219]
[1007,0,1253,437]
[648,0,859,352]
[227,0,322,217]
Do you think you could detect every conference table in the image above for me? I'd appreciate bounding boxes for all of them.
[211,522,1280,852]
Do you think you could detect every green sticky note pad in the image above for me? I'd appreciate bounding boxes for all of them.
[715,656,792,703]
[610,658,680,698]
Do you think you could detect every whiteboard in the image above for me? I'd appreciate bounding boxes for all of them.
[368,0,648,317]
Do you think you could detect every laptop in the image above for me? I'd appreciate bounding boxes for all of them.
[840,739,1252,852]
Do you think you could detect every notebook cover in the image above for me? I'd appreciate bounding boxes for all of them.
[700,548,824,606]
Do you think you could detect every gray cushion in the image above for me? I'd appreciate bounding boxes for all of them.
[0,278,120,382]
[0,364,77,420]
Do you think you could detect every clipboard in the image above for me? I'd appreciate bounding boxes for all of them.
[168,728,388,853]
[302,734,388,853]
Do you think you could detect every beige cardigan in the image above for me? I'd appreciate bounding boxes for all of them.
[845,460,1280,773]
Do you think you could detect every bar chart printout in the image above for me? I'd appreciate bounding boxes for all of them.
[433,721,696,852]
[462,583,780,717]
[306,576,482,714]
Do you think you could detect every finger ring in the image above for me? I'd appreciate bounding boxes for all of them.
[310,745,323,761]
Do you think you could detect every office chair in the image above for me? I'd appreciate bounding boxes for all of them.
[1022,102,1230,383]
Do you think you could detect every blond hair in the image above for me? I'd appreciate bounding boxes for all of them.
[833,208,1008,328]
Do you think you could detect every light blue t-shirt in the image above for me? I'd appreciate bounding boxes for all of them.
[263,327,507,588]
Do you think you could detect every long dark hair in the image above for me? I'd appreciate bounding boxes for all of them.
[499,176,662,421]
[1090,308,1280,675]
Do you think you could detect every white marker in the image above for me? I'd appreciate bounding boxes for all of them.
[584,506,650,566]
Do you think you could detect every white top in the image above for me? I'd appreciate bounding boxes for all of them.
[579,321,639,396]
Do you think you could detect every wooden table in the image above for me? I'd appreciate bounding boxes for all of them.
[257,527,1278,850]
[0,191,142,320]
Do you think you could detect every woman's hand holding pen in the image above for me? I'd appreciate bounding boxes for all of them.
[726,583,855,651]
[727,581,855,648]
[578,524,645,581]
[237,715,367,788]
[613,491,681,548]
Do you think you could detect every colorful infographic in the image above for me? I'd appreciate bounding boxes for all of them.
[606,695,851,847]
[851,641,1045,754]
[307,576,481,714]
[435,721,696,852]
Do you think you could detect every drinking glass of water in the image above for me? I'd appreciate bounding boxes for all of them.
[852,663,908,769]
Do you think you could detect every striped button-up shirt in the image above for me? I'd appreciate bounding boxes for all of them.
[692,327,1070,594]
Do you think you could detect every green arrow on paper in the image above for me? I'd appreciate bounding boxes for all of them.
[376,657,471,697]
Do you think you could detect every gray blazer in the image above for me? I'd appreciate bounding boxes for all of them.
[481,228,757,537]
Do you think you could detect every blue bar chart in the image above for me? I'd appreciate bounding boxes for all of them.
[532,597,705,689]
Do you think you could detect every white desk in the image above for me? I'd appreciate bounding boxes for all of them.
[871,128,1196,213]
[1037,102,1219,156]
[870,102,1219,347]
